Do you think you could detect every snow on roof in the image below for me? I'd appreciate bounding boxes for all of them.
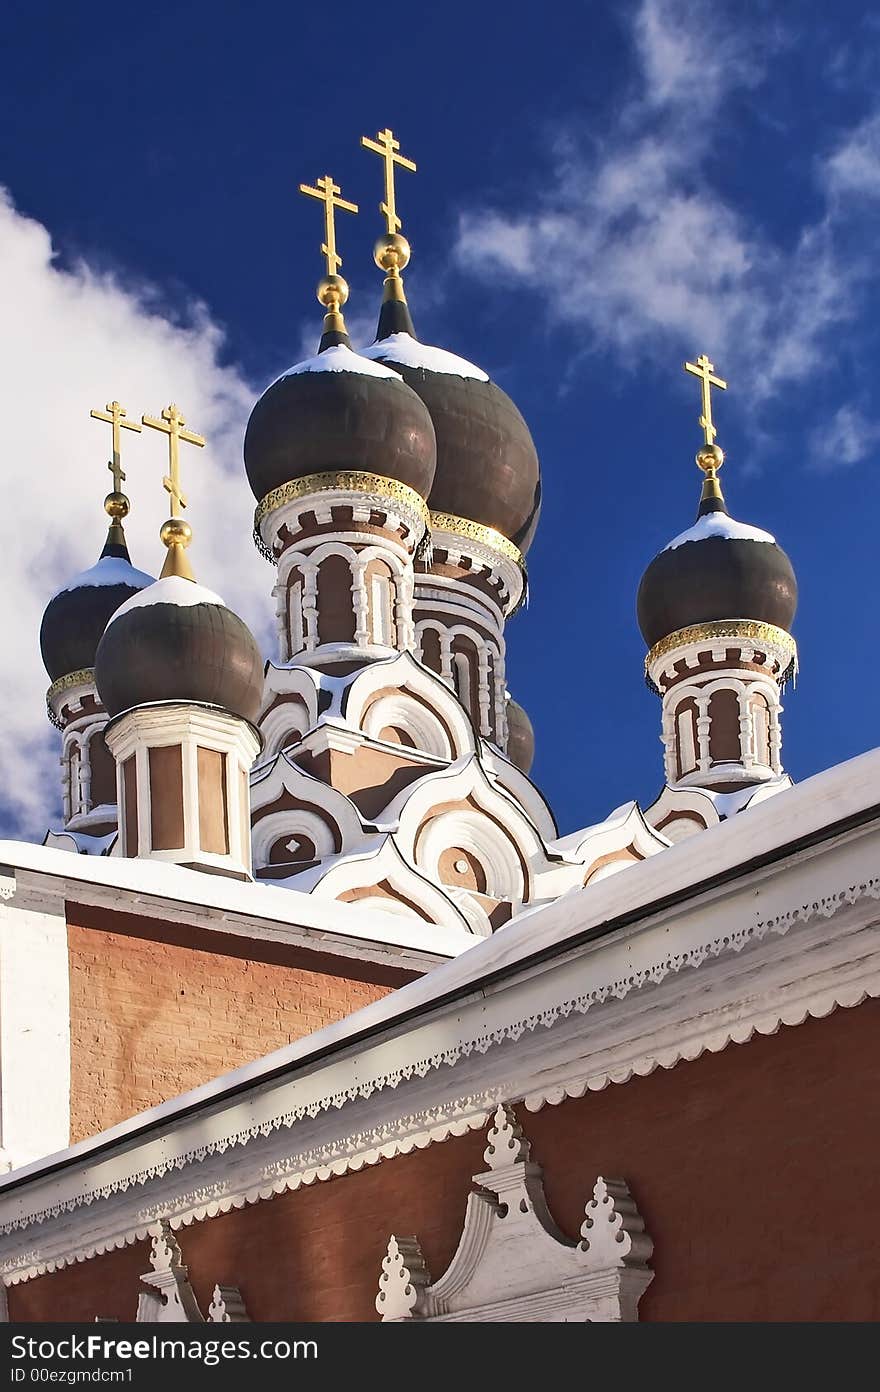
[361,332,489,382]
[57,555,154,595]
[278,343,401,381]
[3,742,876,1204]
[105,575,226,627]
[0,837,473,958]
[663,511,776,552]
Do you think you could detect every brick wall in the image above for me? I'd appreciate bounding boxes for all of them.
[11,996,880,1321]
[65,901,415,1143]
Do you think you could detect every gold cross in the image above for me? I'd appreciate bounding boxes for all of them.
[299,175,358,277]
[90,400,142,492]
[141,404,205,518]
[360,128,416,234]
[684,354,727,446]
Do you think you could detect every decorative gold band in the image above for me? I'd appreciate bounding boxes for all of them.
[645,619,797,686]
[427,510,526,571]
[46,669,98,730]
[254,470,429,539]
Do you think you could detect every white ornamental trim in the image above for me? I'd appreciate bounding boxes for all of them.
[2,868,879,1283]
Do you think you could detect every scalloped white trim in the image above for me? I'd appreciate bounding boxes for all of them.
[3,870,880,1283]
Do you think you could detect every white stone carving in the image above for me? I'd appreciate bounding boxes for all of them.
[136,1224,249,1323]
[208,1284,249,1322]
[136,1224,204,1322]
[375,1105,653,1321]
[376,1236,431,1321]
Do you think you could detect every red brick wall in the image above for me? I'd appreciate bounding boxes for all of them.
[11,997,880,1322]
[65,901,414,1144]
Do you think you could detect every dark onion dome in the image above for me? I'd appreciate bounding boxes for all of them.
[243,343,437,505]
[637,502,798,651]
[40,534,154,683]
[360,330,542,554]
[362,331,540,554]
[95,576,264,725]
[505,695,535,774]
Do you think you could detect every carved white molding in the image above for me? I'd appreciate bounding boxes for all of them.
[375,1106,652,1322]
[3,806,880,1285]
[136,1225,204,1322]
[135,1224,249,1323]
[208,1285,250,1322]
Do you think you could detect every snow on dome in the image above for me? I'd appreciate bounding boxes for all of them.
[663,511,776,552]
[278,343,400,382]
[59,555,155,595]
[361,332,489,382]
[105,575,227,628]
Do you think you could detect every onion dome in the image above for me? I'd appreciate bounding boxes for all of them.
[355,127,540,554]
[637,446,798,652]
[361,319,541,554]
[40,502,153,685]
[244,169,436,508]
[244,344,436,505]
[96,400,264,726]
[95,576,264,725]
[505,695,535,774]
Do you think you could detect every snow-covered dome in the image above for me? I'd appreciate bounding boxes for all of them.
[95,576,264,725]
[637,492,798,650]
[361,326,541,554]
[243,342,437,506]
[40,534,154,684]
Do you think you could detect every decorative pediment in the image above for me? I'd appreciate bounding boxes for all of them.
[308,835,476,936]
[341,651,476,760]
[376,1105,653,1322]
[136,1223,248,1323]
[389,755,562,908]
[250,750,370,870]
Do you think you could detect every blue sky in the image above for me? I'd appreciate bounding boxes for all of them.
[1,0,879,839]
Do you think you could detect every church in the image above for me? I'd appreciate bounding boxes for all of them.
[0,129,876,1323]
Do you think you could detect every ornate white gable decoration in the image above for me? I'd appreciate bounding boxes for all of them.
[376,1105,653,1322]
[135,1223,249,1323]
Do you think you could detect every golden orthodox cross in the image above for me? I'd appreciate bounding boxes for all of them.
[89,400,142,491]
[684,354,727,446]
[299,175,358,277]
[360,128,416,234]
[142,404,205,517]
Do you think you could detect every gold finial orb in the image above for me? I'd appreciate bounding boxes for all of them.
[696,443,725,473]
[374,232,411,274]
[104,490,130,521]
[160,517,192,551]
[317,273,349,311]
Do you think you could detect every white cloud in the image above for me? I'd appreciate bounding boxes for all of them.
[0,189,273,840]
[809,402,880,470]
[823,111,880,200]
[453,0,863,403]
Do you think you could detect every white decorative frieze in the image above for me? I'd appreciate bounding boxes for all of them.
[375,1104,653,1322]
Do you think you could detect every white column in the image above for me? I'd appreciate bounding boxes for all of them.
[695,696,711,772]
[352,559,369,647]
[477,646,492,737]
[396,568,416,652]
[439,633,454,687]
[738,691,754,768]
[769,698,783,774]
[302,564,318,652]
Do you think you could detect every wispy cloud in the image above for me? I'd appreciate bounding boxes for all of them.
[0,190,271,840]
[452,0,872,407]
[823,111,880,201]
[809,402,880,471]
